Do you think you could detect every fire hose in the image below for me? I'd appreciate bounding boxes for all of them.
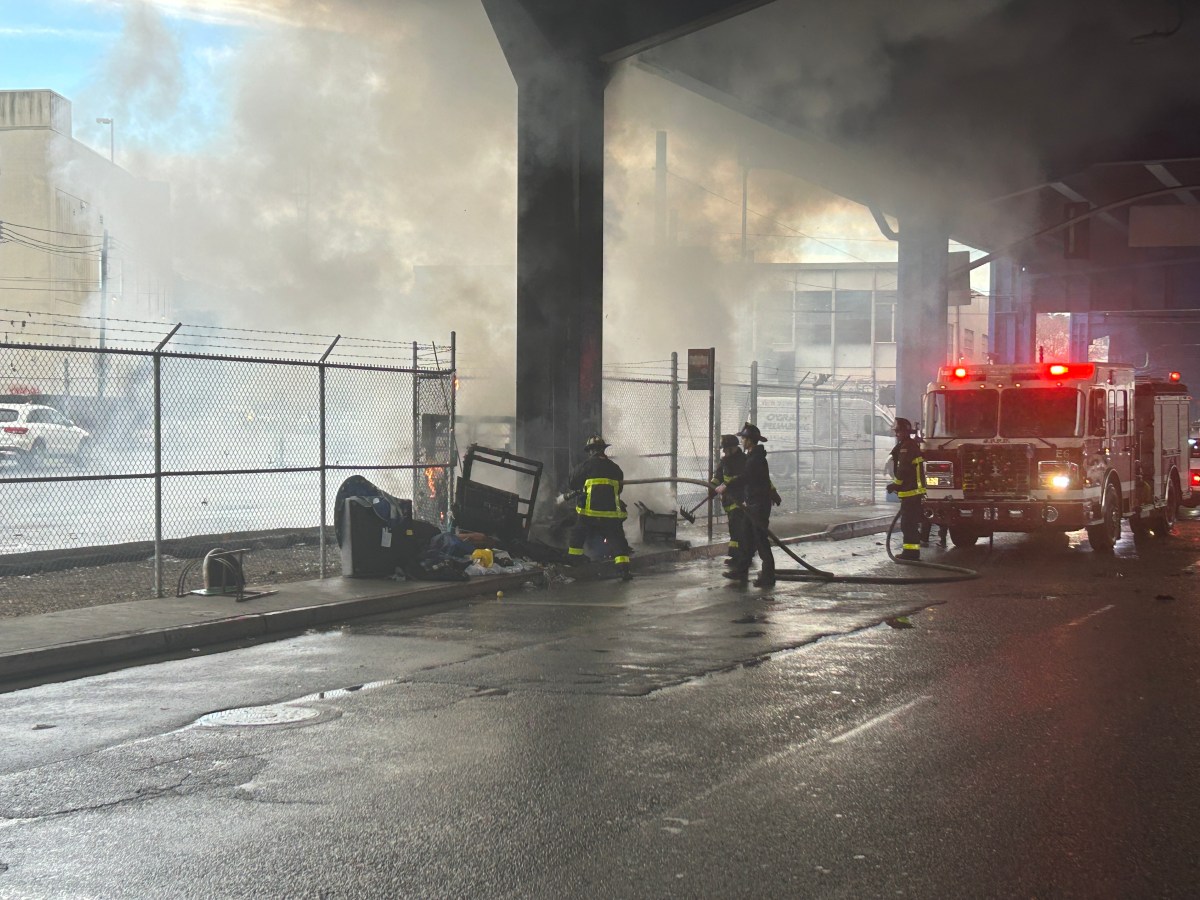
[624,477,980,584]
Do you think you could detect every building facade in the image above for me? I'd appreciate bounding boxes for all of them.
[748,260,990,392]
[0,90,171,323]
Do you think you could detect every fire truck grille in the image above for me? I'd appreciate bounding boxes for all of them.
[960,445,1031,497]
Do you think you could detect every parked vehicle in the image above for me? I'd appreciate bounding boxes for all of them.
[0,403,90,466]
[1184,422,1200,509]
[921,363,1190,551]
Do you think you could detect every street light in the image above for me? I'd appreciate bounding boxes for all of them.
[95,117,113,162]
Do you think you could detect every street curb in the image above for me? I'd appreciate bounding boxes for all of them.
[0,570,536,684]
[0,514,895,685]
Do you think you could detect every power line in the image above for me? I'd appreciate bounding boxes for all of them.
[0,220,105,240]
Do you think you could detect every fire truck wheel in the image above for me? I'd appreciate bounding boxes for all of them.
[948,526,980,548]
[1151,477,1180,539]
[1086,481,1121,554]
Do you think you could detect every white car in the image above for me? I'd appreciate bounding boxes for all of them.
[0,403,90,466]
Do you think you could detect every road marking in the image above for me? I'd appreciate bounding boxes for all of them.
[829,696,930,744]
[1067,604,1115,626]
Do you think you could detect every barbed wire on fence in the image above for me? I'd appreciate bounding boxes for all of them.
[0,308,452,367]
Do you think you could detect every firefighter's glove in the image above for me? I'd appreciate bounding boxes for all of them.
[886,483,898,495]
[771,490,782,507]
[713,484,727,496]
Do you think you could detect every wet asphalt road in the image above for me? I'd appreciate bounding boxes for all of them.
[1,515,1199,899]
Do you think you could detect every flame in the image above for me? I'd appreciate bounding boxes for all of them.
[424,466,439,498]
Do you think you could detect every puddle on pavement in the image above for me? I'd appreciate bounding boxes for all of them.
[195,704,331,728]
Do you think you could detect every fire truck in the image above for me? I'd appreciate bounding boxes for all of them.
[920,362,1192,552]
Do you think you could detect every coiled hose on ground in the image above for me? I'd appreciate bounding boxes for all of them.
[625,477,980,585]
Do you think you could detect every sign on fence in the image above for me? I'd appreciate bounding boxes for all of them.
[687,348,714,390]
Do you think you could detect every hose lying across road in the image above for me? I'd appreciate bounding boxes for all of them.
[625,477,980,585]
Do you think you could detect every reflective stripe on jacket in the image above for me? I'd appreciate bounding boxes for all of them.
[569,455,627,520]
[890,437,926,498]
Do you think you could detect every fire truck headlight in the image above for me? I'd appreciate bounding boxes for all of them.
[1042,506,1059,523]
[1038,460,1078,490]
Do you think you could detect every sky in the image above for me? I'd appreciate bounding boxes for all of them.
[0,0,244,155]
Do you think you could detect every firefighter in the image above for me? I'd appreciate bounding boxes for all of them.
[887,417,926,561]
[566,434,633,581]
[711,434,748,568]
[716,422,779,587]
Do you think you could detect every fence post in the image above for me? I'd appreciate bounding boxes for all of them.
[669,352,679,505]
[412,341,421,523]
[749,360,758,425]
[713,363,722,465]
[835,388,843,507]
[707,346,715,544]
[318,335,340,579]
[795,382,802,507]
[448,331,457,524]
[153,323,182,598]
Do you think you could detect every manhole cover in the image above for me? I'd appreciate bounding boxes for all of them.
[196,704,324,728]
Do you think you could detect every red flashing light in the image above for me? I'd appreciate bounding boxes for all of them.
[952,367,968,378]
[1169,371,1181,382]
[1041,363,1094,380]
[1192,472,1200,486]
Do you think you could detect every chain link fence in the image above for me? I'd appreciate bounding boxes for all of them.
[604,356,889,517]
[0,309,455,596]
[603,356,716,520]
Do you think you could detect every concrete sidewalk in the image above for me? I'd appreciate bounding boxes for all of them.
[0,504,897,686]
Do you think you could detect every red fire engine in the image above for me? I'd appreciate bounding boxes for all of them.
[921,362,1192,552]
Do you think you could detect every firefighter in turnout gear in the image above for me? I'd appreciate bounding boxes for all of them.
[711,434,748,568]
[715,422,779,587]
[887,417,926,561]
[567,434,633,581]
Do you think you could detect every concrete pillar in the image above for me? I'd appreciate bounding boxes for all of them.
[485,2,607,493]
[895,214,949,427]
[988,258,1036,364]
[1068,311,1091,362]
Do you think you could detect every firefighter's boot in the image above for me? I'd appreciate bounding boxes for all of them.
[899,548,921,561]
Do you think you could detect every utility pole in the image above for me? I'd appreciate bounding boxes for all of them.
[96,117,113,162]
[655,131,667,246]
[740,164,749,262]
[98,229,109,397]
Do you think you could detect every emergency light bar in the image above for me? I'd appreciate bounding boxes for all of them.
[942,363,1096,380]
[1169,371,1182,382]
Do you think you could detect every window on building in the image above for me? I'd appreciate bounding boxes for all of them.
[962,328,975,356]
[836,291,872,344]
[758,291,793,347]
[794,291,832,345]
[874,291,896,342]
